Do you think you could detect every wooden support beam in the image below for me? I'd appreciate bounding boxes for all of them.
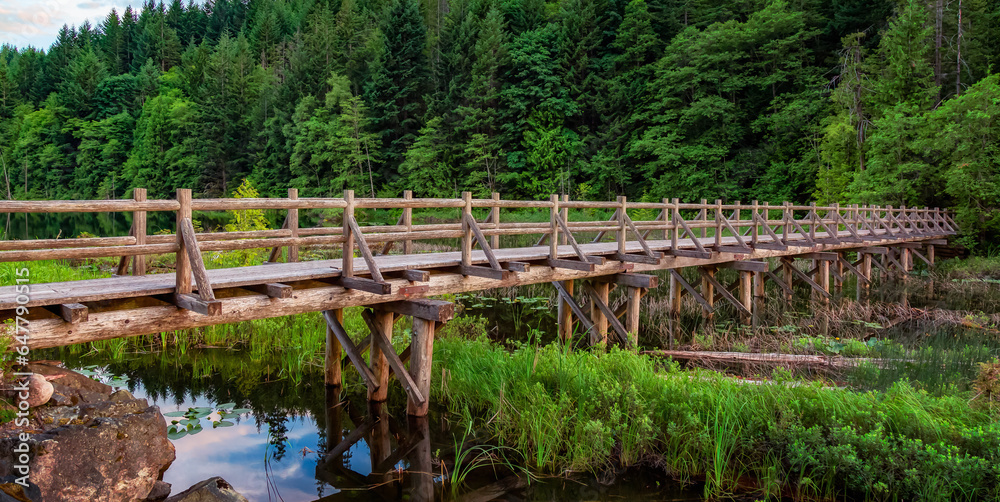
[133,188,147,276]
[798,252,838,261]
[669,269,712,312]
[738,271,752,324]
[625,286,642,346]
[817,259,830,304]
[718,260,768,272]
[557,280,575,342]
[399,269,430,282]
[162,293,222,316]
[504,261,530,272]
[700,267,715,321]
[614,252,662,264]
[43,303,88,324]
[859,246,888,254]
[592,273,658,289]
[669,249,714,259]
[362,309,424,406]
[176,189,193,297]
[325,309,343,386]
[547,258,596,272]
[323,309,377,390]
[582,281,630,347]
[240,283,293,298]
[552,280,598,343]
[408,317,435,416]
[838,256,871,285]
[456,265,513,280]
[763,269,794,298]
[364,309,393,401]
[698,268,751,317]
[179,218,216,302]
[717,245,754,254]
[378,299,455,323]
[462,212,503,271]
[338,276,392,295]
[780,259,832,300]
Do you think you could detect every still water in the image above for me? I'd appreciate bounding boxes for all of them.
[54,349,704,502]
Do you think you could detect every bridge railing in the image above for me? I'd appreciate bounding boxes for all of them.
[0,190,957,285]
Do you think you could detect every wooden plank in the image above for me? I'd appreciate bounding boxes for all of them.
[240,283,294,298]
[504,261,530,272]
[378,299,455,322]
[592,273,658,289]
[164,293,222,316]
[322,309,378,390]
[669,249,714,259]
[180,218,216,302]
[798,252,838,261]
[457,265,512,280]
[547,258,595,272]
[717,245,754,254]
[718,260,768,272]
[339,276,392,295]
[614,252,662,264]
[859,246,889,254]
[362,309,425,405]
[399,269,430,282]
[43,303,88,324]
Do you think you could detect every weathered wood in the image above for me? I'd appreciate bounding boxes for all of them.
[399,269,430,282]
[643,350,891,369]
[699,268,751,317]
[457,265,512,280]
[133,188,147,276]
[739,271,753,324]
[323,309,376,389]
[343,190,355,278]
[547,258,595,272]
[462,212,502,271]
[43,303,88,324]
[669,270,712,312]
[504,261,530,272]
[164,293,222,316]
[287,188,299,262]
[346,216,384,283]
[180,218,216,302]
[798,252,838,261]
[240,283,293,298]
[781,258,832,300]
[408,318,435,416]
[557,280,575,342]
[378,299,455,322]
[175,189,193,298]
[592,273,658,289]
[339,276,392,295]
[362,309,424,405]
[719,260,768,272]
[551,280,598,343]
[325,309,343,386]
[625,286,641,345]
[614,252,662,264]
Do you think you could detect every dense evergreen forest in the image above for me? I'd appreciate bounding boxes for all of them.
[0,0,997,246]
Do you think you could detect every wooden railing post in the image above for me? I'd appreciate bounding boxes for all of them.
[671,198,680,250]
[133,188,147,276]
[550,194,560,259]
[560,194,569,246]
[176,189,192,295]
[783,202,791,244]
[403,190,414,254]
[809,202,817,241]
[288,188,299,262]
[343,190,355,277]
[661,198,670,241]
[714,199,722,249]
[700,198,708,239]
[751,200,759,246]
[617,195,627,256]
[461,192,473,267]
[491,192,501,250]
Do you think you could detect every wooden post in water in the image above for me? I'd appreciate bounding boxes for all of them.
[407,416,433,502]
[368,310,393,402]
[558,280,574,343]
[176,189,192,296]
[408,317,435,416]
[325,309,343,386]
[133,188,147,276]
[404,190,414,255]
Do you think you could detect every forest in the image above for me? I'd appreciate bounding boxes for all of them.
[0,0,997,247]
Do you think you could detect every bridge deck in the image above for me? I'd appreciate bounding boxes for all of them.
[3,228,901,310]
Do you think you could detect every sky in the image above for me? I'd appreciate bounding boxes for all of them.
[0,0,140,50]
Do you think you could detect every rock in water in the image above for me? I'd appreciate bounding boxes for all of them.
[25,374,53,407]
[0,363,176,502]
[164,477,249,502]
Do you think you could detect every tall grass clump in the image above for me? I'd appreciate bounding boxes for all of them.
[432,335,1000,500]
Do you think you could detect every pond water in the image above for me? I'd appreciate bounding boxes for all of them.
[52,349,705,502]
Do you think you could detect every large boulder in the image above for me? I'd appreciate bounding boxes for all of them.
[164,478,249,502]
[0,363,175,502]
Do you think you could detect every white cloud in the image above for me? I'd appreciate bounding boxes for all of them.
[0,0,142,50]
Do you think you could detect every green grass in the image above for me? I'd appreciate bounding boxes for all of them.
[432,334,1000,500]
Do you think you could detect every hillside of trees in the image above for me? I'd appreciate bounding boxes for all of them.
[0,0,997,247]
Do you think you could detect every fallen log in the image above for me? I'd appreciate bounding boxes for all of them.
[642,350,897,369]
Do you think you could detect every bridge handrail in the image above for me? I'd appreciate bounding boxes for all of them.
[0,190,957,281]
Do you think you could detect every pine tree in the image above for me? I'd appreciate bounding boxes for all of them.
[364,0,429,180]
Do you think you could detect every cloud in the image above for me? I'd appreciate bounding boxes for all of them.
[0,0,145,50]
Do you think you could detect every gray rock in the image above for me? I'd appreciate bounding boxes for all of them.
[25,374,52,408]
[165,477,249,502]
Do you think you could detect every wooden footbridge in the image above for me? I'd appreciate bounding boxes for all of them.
[0,189,956,415]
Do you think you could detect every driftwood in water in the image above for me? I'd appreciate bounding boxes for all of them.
[642,350,884,369]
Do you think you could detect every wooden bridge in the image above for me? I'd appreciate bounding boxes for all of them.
[0,189,956,415]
